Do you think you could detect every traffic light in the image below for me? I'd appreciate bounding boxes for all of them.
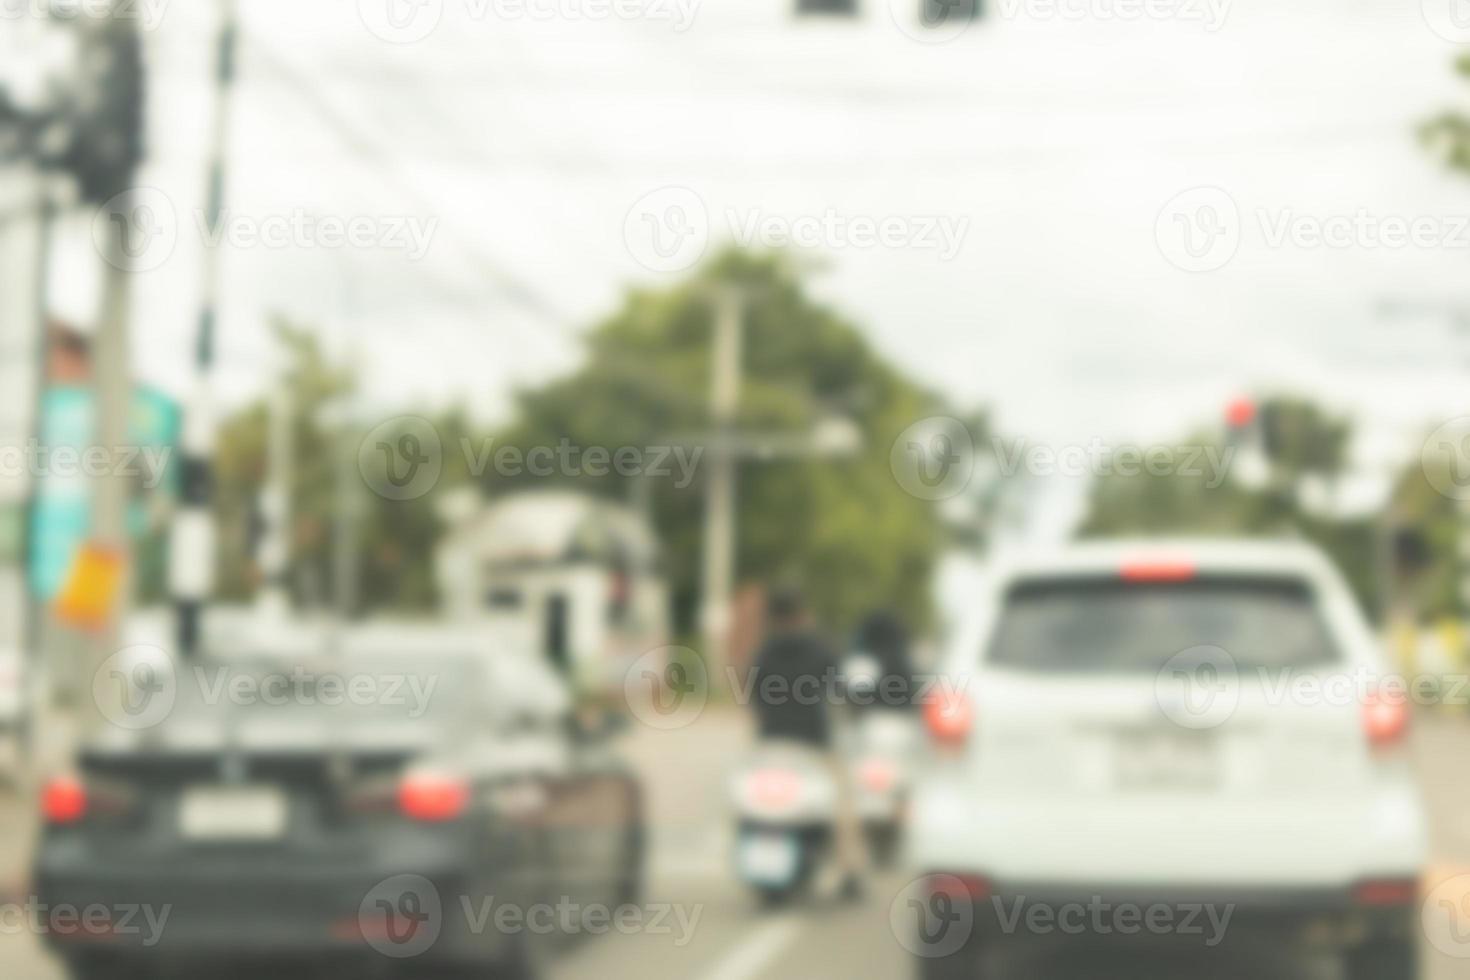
[58,17,145,203]
[796,0,859,14]
[923,0,983,24]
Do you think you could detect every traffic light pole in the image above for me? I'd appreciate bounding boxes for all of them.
[171,0,238,659]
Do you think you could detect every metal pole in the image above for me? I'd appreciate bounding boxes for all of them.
[22,185,55,769]
[254,372,291,619]
[700,286,742,690]
[171,0,237,658]
[88,192,135,737]
[0,168,53,767]
[334,404,359,621]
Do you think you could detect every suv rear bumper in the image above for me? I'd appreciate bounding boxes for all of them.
[913,876,1418,953]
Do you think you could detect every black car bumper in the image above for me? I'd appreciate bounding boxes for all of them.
[33,832,528,966]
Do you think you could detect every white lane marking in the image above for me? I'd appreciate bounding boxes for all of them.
[696,916,802,980]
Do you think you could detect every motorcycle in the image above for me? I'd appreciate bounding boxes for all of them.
[842,652,918,867]
[729,740,838,907]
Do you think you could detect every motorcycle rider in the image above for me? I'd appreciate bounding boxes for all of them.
[852,609,918,713]
[749,585,867,900]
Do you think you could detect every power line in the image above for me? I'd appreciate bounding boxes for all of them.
[243,33,580,342]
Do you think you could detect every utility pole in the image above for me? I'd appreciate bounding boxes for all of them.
[170,0,238,659]
[1377,297,1470,661]
[253,372,291,620]
[82,6,146,737]
[692,285,864,688]
[699,287,743,691]
[0,167,55,767]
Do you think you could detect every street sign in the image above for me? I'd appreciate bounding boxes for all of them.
[27,385,179,600]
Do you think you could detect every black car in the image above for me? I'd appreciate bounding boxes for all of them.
[34,648,644,979]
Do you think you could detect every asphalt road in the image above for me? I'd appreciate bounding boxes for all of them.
[1,709,1468,980]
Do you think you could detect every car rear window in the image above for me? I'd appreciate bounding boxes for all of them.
[985,576,1338,673]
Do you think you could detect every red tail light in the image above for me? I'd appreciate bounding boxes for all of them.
[1353,878,1418,907]
[744,768,804,812]
[1363,689,1410,749]
[398,774,470,822]
[43,776,88,825]
[924,686,973,746]
[857,758,897,794]
[1119,559,1197,582]
[924,872,993,901]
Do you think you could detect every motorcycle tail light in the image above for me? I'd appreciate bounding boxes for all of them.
[744,768,803,813]
[858,759,896,794]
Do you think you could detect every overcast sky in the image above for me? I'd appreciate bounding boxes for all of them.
[31,0,1470,486]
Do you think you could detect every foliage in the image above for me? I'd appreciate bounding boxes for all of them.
[1077,398,1376,618]
[211,321,469,613]
[483,249,950,632]
[1422,55,1470,173]
[211,253,955,634]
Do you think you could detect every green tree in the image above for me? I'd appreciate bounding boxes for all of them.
[212,322,471,613]
[1077,398,1382,617]
[1423,54,1470,173]
[484,250,950,631]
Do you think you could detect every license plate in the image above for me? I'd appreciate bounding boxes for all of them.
[737,832,799,886]
[180,786,288,841]
[1113,730,1218,791]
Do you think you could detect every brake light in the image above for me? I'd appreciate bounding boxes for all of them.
[398,774,470,822]
[923,686,972,745]
[744,769,804,812]
[1353,878,1418,907]
[924,872,992,901]
[857,758,896,794]
[1363,689,1410,749]
[43,776,88,825]
[1119,560,1197,582]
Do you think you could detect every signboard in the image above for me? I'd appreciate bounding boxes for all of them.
[27,385,179,600]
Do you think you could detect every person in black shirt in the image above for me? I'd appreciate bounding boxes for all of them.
[749,585,866,899]
[752,589,840,745]
[852,609,918,713]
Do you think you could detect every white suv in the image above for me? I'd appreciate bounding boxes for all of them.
[905,540,1427,980]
